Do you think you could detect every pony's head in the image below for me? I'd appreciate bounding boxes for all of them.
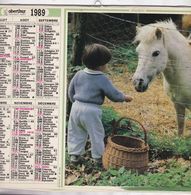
[133,23,169,92]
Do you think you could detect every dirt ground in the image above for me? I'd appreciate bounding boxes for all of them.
[105,68,191,137]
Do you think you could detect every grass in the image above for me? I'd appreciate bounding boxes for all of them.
[66,156,191,189]
[96,159,191,189]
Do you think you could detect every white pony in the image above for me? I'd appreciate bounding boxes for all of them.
[132,19,191,136]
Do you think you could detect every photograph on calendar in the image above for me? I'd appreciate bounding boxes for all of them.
[65,9,191,190]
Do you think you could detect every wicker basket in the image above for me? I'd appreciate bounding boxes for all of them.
[102,117,149,173]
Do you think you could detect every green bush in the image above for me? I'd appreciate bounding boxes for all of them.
[102,106,120,136]
[173,137,191,159]
[148,133,191,160]
[67,65,85,79]
[111,43,138,73]
[124,127,191,160]
[148,132,175,160]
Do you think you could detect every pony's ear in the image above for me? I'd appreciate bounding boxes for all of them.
[155,28,162,40]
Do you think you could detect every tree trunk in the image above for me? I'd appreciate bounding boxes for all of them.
[71,13,87,66]
[67,14,87,121]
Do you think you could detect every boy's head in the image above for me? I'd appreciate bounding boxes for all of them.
[82,43,111,70]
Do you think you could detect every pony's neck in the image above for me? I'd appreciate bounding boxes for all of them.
[163,30,191,84]
[165,30,190,65]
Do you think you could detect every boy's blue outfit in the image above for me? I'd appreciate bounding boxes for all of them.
[68,68,125,159]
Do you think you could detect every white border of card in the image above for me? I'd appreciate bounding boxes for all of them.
[0,0,190,6]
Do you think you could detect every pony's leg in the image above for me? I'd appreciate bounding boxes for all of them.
[174,103,185,136]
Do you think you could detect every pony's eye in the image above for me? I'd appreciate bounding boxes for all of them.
[152,50,160,57]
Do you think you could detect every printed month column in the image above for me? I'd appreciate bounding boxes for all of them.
[12,17,36,99]
[0,15,12,181]
[0,102,11,181]
[34,11,61,183]
[35,102,59,182]
[11,102,35,181]
[11,16,36,182]
[0,7,63,187]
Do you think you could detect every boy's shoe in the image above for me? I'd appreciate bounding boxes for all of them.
[70,155,81,164]
[92,158,102,167]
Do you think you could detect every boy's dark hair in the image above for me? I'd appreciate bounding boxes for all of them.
[82,43,111,69]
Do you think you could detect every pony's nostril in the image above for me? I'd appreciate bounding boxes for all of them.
[138,79,144,88]
[133,78,144,86]
[139,78,144,84]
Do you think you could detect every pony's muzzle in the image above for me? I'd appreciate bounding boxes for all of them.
[133,78,148,92]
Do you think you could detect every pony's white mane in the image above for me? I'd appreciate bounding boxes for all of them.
[135,19,180,43]
[151,19,177,29]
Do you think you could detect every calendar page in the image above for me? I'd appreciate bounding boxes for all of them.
[0,4,191,193]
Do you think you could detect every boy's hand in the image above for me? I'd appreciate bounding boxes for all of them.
[124,95,133,102]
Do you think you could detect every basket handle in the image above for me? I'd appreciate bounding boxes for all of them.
[111,117,147,145]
